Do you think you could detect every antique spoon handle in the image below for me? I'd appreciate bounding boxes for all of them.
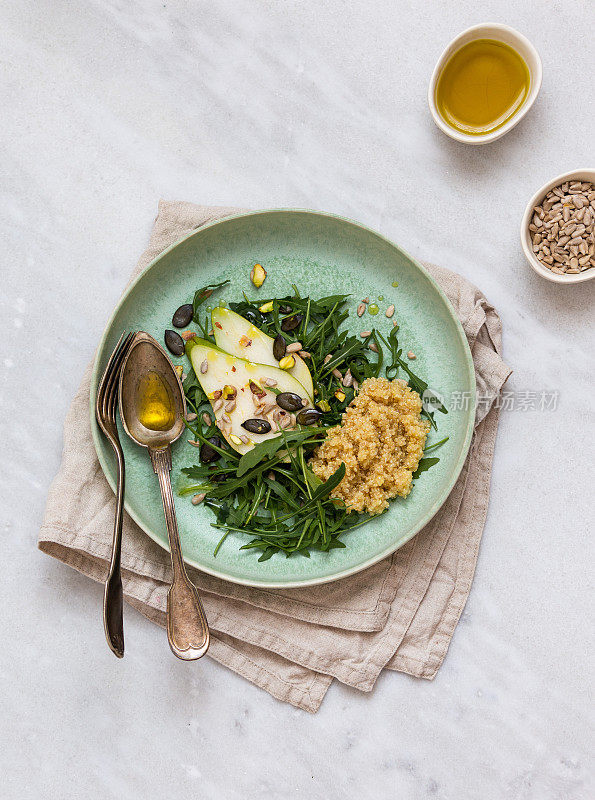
[150,447,210,660]
[103,447,125,658]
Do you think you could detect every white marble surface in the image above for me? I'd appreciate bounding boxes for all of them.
[2,1,593,798]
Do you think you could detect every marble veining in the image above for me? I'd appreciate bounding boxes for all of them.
[1,1,593,798]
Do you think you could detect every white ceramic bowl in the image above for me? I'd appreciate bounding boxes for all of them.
[428,23,542,145]
[520,169,595,284]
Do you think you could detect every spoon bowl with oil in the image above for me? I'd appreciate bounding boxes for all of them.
[119,331,210,660]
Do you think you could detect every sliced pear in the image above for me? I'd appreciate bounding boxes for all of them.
[211,307,314,400]
[186,337,312,454]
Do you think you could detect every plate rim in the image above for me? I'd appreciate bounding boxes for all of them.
[90,208,476,588]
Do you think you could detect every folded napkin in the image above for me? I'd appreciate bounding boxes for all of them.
[39,201,511,712]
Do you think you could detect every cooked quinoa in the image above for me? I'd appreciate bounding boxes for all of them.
[310,377,430,515]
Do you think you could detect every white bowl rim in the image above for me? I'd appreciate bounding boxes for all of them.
[428,22,543,145]
[520,168,595,284]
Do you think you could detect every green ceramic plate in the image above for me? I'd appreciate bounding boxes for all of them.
[91,210,475,588]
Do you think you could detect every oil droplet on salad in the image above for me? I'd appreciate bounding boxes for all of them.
[378,295,384,301]
[136,371,175,431]
[435,39,530,135]
[391,281,399,287]
[368,303,379,316]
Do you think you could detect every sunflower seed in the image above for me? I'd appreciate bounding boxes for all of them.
[527,180,594,275]
[191,493,206,505]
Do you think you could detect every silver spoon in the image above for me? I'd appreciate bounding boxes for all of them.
[119,331,210,660]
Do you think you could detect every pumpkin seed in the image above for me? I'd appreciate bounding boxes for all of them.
[164,329,185,356]
[273,334,286,361]
[242,418,272,434]
[281,314,302,332]
[172,303,194,328]
[200,436,222,464]
[276,392,303,412]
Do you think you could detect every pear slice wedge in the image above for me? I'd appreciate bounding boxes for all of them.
[186,337,312,454]
[211,307,314,400]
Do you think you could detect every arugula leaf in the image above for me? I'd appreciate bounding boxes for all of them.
[303,465,323,493]
[192,280,230,320]
[236,429,324,477]
[412,457,440,479]
[309,463,346,503]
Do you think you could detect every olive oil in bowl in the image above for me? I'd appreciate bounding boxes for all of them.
[436,39,530,136]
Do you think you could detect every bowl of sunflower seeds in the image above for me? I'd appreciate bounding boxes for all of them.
[521,169,595,284]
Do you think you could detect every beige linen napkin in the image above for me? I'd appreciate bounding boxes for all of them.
[39,201,511,712]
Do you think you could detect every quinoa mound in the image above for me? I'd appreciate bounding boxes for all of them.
[310,377,430,515]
